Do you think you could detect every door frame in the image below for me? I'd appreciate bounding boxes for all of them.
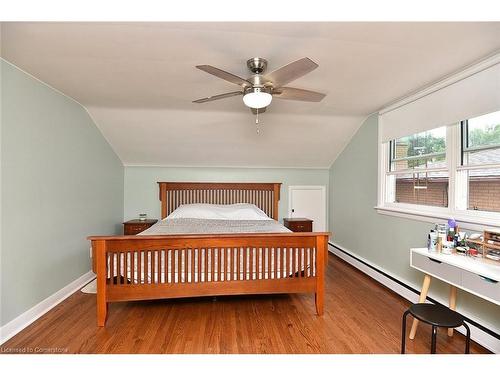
[288,185,327,231]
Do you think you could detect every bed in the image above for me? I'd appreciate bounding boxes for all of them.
[88,182,329,327]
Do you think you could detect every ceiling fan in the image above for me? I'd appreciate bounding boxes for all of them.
[192,57,326,114]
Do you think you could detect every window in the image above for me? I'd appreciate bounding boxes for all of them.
[459,111,500,213]
[379,110,500,228]
[388,127,448,207]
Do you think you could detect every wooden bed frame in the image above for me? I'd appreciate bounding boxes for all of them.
[88,182,329,327]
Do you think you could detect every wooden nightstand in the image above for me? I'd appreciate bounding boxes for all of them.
[283,218,313,232]
[123,219,158,235]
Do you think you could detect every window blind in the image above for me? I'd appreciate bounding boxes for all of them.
[379,60,500,142]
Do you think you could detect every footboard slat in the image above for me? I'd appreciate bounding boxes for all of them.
[186,249,191,283]
[192,249,194,283]
[227,248,231,282]
[210,248,214,282]
[138,250,142,285]
[243,247,247,281]
[90,232,329,327]
[179,250,182,283]
[196,249,200,283]
[109,253,114,284]
[216,248,221,282]
[158,250,162,284]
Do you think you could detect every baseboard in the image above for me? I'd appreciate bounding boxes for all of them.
[0,271,96,345]
[328,242,500,354]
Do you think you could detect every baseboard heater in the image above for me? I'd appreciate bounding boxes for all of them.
[328,242,500,342]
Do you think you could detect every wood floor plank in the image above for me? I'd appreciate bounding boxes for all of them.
[0,254,490,354]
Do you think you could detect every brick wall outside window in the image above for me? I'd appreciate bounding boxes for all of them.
[468,179,500,212]
[395,180,448,207]
[395,179,500,212]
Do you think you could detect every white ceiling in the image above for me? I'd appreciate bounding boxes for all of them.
[2,22,500,167]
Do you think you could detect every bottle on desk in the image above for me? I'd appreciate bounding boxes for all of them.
[428,230,438,252]
[437,236,443,253]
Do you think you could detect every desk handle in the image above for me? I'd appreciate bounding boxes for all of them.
[428,257,442,264]
[479,275,498,284]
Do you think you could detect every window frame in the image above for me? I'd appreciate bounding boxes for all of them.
[457,118,500,215]
[387,126,449,208]
[377,121,500,231]
[460,118,500,169]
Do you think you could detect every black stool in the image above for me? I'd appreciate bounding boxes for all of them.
[401,303,471,354]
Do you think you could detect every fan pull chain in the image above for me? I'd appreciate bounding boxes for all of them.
[255,108,260,134]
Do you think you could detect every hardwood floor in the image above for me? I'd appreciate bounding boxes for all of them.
[0,254,490,354]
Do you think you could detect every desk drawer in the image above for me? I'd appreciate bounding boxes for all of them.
[461,270,500,304]
[412,252,461,285]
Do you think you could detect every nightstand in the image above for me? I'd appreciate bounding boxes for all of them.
[283,218,313,232]
[123,219,158,235]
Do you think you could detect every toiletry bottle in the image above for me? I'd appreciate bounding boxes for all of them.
[429,230,438,252]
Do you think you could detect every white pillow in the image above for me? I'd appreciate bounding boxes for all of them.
[165,203,270,220]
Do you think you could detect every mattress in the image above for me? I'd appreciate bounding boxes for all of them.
[109,218,314,283]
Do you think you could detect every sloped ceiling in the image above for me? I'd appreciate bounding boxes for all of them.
[2,22,500,167]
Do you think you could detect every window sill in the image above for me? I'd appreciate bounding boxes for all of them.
[375,205,500,232]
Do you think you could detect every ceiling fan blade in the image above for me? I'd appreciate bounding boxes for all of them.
[193,91,243,103]
[273,87,326,102]
[196,65,252,87]
[251,107,267,115]
[264,58,318,87]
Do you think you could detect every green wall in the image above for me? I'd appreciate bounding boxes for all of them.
[124,166,329,223]
[329,114,499,335]
[0,60,124,325]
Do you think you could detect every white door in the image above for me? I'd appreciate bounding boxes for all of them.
[288,186,327,231]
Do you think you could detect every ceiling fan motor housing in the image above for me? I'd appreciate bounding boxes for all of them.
[247,57,268,74]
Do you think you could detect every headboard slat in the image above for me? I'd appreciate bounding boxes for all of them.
[158,182,282,220]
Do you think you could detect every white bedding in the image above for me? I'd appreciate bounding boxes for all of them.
[164,203,270,221]
[140,217,291,235]
[141,202,290,235]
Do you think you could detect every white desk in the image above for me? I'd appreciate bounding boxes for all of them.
[409,248,500,339]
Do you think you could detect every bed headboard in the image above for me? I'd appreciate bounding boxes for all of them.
[158,182,281,220]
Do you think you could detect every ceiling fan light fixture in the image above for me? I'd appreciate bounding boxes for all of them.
[243,87,272,109]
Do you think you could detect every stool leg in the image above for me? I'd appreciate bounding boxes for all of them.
[463,322,471,354]
[430,325,437,354]
[409,274,431,339]
[401,310,410,354]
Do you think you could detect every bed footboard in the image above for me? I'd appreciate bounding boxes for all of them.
[88,233,329,327]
